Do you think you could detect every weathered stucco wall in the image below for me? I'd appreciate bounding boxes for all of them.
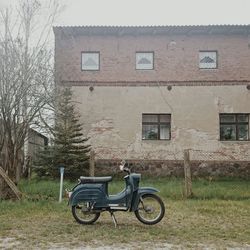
[72,84,250,163]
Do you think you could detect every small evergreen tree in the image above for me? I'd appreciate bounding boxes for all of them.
[36,88,90,179]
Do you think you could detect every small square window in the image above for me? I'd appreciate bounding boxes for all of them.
[142,114,171,140]
[199,51,217,69]
[136,52,154,70]
[81,52,100,71]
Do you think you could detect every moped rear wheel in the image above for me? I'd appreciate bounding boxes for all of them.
[72,203,100,224]
[135,194,165,225]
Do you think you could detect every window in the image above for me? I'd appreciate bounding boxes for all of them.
[136,52,154,70]
[81,52,100,71]
[220,114,249,141]
[142,114,171,140]
[199,51,217,69]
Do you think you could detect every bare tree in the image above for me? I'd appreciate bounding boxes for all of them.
[0,0,60,199]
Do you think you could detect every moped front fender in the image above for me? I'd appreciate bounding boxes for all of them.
[130,187,159,212]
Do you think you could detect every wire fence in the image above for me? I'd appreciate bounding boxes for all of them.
[189,149,250,162]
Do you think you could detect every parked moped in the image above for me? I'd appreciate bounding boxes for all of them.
[67,161,165,226]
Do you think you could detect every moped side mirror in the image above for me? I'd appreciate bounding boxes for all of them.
[119,160,126,171]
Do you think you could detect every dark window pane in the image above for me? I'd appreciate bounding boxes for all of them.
[238,125,249,140]
[160,125,170,139]
[142,114,158,123]
[142,113,171,140]
[220,114,236,123]
[220,125,236,140]
[142,125,158,140]
[160,114,171,123]
[238,115,248,122]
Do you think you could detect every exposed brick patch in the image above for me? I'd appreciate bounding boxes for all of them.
[55,31,250,83]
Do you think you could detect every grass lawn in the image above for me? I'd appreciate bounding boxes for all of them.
[0,178,249,249]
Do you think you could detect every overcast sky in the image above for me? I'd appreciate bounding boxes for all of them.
[53,0,250,26]
[1,0,250,26]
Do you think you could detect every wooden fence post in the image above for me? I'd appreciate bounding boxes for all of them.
[183,149,193,198]
[89,150,95,177]
[0,167,22,200]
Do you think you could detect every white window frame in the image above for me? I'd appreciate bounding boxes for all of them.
[81,52,100,71]
[199,51,217,69]
[136,52,154,70]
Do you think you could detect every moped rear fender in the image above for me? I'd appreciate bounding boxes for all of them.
[130,187,159,212]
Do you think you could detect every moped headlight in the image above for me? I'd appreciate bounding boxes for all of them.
[65,189,72,198]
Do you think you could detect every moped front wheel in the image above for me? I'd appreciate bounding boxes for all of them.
[135,194,165,225]
[72,203,100,224]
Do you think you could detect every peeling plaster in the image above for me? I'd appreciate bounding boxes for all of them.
[215,96,234,113]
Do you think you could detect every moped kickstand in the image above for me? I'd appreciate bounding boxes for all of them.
[109,211,118,228]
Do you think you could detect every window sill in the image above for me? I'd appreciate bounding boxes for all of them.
[142,139,171,141]
[219,140,250,142]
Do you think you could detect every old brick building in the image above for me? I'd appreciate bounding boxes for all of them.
[53,25,250,177]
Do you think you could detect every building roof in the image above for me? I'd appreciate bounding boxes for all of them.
[53,25,250,36]
[29,128,48,141]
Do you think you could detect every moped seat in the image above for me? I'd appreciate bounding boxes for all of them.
[80,176,112,184]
